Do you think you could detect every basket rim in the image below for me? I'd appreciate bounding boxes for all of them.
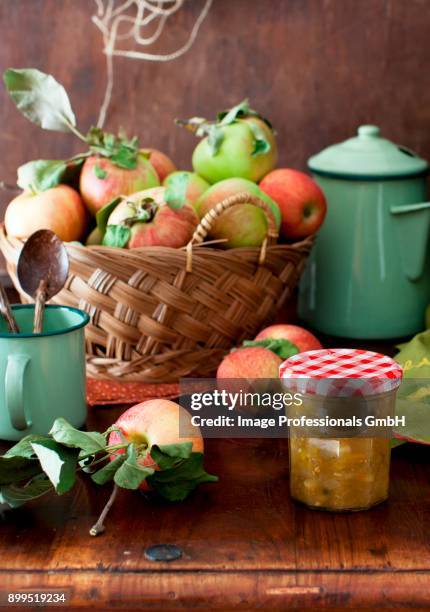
[0,223,315,255]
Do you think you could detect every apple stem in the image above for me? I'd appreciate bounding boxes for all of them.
[89,484,119,537]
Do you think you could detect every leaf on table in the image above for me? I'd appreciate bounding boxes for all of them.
[31,440,79,495]
[241,338,299,360]
[395,398,430,444]
[113,445,154,490]
[50,418,106,454]
[4,434,51,459]
[96,197,122,234]
[0,476,53,508]
[150,442,193,470]
[164,173,189,209]
[102,225,131,248]
[0,455,41,486]
[3,68,77,132]
[148,452,218,501]
[91,454,126,485]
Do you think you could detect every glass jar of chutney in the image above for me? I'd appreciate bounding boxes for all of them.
[280,349,403,512]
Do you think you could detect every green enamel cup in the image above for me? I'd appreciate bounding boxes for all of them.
[0,304,89,441]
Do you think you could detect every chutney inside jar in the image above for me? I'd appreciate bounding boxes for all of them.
[280,349,403,513]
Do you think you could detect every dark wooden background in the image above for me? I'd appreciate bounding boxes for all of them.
[1,0,430,230]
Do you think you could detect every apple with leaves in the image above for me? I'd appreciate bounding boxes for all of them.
[108,399,205,491]
[5,185,87,242]
[80,154,160,216]
[104,187,199,248]
[142,148,177,182]
[2,68,160,218]
[178,100,277,184]
[0,403,217,536]
[255,324,322,353]
[194,177,281,248]
[259,169,327,240]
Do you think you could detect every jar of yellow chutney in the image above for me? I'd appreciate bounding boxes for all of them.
[280,349,403,512]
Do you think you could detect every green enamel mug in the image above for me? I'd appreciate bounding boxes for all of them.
[0,304,89,441]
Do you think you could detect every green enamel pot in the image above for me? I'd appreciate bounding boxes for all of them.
[0,304,89,441]
[299,125,430,339]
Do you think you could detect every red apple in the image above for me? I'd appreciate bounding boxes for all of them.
[255,324,322,352]
[259,168,327,239]
[142,148,177,182]
[217,346,282,379]
[80,154,160,216]
[107,187,198,248]
[5,185,87,242]
[108,400,204,490]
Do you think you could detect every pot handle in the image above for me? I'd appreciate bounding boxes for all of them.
[390,201,430,281]
[185,192,279,272]
[5,354,31,431]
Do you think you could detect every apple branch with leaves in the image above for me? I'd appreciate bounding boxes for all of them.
[0,417,217,536]
[2,68,143,193]
[176,99,274,157]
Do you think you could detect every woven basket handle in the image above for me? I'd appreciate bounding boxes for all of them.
[186,192,279,272]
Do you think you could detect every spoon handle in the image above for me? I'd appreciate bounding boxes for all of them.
[33,280,47,334]
[0,284,20,333]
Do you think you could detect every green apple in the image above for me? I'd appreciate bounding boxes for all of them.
[194,177,281,248]
[178,100,278,184]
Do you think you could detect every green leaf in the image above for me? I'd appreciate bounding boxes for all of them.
[31,440,79,495]
[4,434,51,459]
[17,160,67,191]
[150,442,193,470]
[17,154,87,192]
[94,164,107,179]
[86,126,139,169]
[395,398,430,444]
[0,476,53,508]
[207,124,224,155]
[50,418,106,454]
[0,455,41,485]
[91,454,126,485]
[3,68,77,132]
[114,445,154,490]
[103,225,131,248]
[246,119,271,156]
[96,197,122,234]
[164,173,189,209]
[148,452,218,501]
[218,99,251,125]
[242,338,299,360]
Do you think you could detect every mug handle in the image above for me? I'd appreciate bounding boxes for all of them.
[5,354,31,431]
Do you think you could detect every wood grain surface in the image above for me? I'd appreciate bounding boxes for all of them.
[0,403,429,610]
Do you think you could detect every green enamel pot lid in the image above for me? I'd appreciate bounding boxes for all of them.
[308,125,428,179]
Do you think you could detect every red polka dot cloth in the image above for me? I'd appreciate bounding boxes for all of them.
[87,378,179,407]
[279,348,403,397]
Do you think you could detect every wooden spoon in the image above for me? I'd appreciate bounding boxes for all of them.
[0,282,20,333]
[17,230,69,334]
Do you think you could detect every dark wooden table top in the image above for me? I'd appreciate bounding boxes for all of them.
[0,288,429,610]
[0,405,429,611]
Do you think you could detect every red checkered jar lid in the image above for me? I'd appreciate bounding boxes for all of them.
[279,348,403,397]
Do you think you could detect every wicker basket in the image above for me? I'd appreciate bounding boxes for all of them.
[0,192,314,382]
